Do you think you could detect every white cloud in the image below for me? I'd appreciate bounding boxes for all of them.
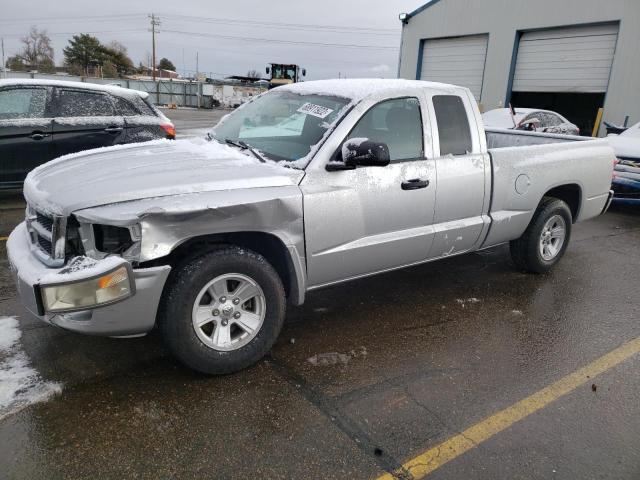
[370,64,391,73]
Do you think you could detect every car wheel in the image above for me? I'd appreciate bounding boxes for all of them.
[510,197,572,274]
[158,246,286,374]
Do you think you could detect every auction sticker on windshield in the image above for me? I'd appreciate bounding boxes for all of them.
[297,103,334,119]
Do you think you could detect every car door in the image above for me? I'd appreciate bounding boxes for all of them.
[52,87,125,157]
[0,85,54,186]
[428,93,489,258]
[302,96,437,288]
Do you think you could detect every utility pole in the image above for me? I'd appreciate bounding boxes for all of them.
[148,13,160,81]
[1,38,5,78]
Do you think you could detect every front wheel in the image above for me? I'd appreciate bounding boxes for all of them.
[158,246,286,374]
[510,197,572,273]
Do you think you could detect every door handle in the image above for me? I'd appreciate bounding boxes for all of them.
[30,132,50,141]
[104,126,123,134]
[401,178,429,190]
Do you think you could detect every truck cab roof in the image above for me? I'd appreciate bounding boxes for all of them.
[278,78,468,102]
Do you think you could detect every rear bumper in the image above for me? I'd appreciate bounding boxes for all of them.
[612,177,640,205]
[601,190,614,214]
[7,222,171,336]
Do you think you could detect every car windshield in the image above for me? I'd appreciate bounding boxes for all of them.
[209,91,350,167]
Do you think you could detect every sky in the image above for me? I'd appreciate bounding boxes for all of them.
[0,0,423,80]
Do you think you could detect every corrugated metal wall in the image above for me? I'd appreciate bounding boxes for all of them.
[419,34,489,99]
[1,72,265,108]
[513,24,619,93]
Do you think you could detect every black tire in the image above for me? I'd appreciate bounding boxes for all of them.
[158,246,286,374]
[510,197,572,274]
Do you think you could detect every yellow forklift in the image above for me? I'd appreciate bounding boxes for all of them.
[266,63,306,89]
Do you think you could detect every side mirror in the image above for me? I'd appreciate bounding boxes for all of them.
[266,67,270,75]
[342,138,390,167]
[302,68,307,77]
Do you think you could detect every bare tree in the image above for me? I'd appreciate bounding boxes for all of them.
[18,27,54,72]
[246,69,261,79]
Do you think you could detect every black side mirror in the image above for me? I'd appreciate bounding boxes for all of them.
[302,68,307,77]
[266,67,270,75]
[343,139,390,167]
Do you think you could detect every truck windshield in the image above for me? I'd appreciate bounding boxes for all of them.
[209,91,350,166]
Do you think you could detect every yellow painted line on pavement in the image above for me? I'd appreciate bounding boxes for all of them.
[377,336,640,480]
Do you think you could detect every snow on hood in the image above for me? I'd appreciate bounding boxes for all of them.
[24,138,303,216]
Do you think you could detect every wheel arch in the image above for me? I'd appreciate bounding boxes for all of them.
[541,183,582,223]
[146,231,306,305]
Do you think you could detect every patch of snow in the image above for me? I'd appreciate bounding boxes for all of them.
[0,78,149,100]
[307,347,367,367]
[38,256,124,284]
[0,317,62,420]
[456,298,481,308]
[278,78,460,103]
[308,352,350,366]
[342,137,369,161]
[54,116,125,126]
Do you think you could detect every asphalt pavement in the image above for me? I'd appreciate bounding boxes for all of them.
[161,107,228,138]
[1,186,639,479]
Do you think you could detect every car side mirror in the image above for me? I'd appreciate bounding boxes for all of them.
[266,67,270,75]
[302,68,307,77]
[343,139,390,167]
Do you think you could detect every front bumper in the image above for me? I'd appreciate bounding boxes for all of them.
[7,222,171,336]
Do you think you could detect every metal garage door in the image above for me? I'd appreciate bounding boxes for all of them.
[513,24,619,93]
[419,34,488,99]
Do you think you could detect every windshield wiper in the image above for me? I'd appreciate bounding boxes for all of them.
[224,138,266,163]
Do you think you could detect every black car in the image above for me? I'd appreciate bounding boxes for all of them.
[0,79,175,189]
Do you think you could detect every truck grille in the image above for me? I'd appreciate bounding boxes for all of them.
[26,205,67,267]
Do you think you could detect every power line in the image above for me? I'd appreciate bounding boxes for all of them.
[161,13,398,35]
[0,14,146,24]
[0,29,144,38]
[161,29,397,50]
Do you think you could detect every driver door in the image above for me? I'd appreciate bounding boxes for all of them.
[302,96,437,288]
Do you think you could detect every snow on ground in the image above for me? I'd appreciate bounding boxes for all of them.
[0,317,62,420]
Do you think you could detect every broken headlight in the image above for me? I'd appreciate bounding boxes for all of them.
[93,225,134,254]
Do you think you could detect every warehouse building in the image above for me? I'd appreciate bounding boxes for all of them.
[398,0,640,135]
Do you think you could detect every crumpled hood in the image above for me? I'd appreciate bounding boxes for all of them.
[24,138,304,216]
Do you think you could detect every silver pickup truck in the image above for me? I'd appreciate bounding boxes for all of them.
[7,79,614,373]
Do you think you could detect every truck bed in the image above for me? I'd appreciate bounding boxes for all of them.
[482,128,614,248]
[486,128,589,149]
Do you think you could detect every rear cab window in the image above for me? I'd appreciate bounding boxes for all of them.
[432,95,473,156]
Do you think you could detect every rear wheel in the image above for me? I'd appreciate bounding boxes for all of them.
[510,197,572,273]
[159,246,286,374]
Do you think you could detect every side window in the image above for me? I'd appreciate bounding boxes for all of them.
[346,97,423,161]
[56,90,115,117]
[133,96,158,117]
[432,95,472,156]
[0,88,47,120]
[114,96,140,116]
